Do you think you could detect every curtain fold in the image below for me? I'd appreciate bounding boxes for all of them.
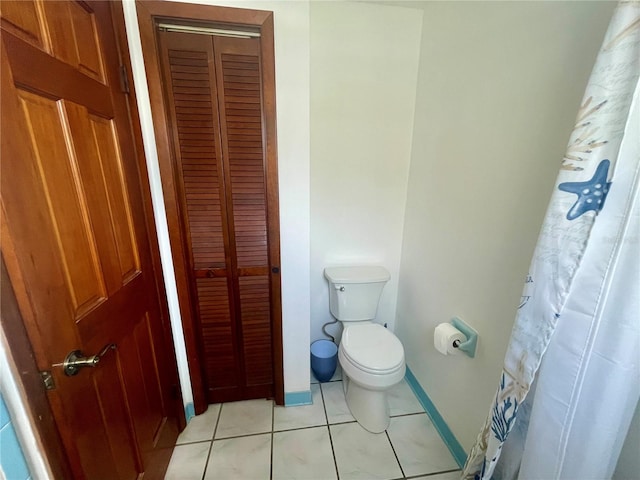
[462,3,640,479]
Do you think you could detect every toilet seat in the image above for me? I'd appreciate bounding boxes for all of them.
[340,323,404,375]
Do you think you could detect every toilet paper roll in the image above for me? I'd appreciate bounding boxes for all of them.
[434,323,467,355]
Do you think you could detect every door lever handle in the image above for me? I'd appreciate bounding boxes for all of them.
[62,343,116,376]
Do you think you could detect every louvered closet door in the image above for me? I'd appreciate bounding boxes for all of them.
[159,31,273,403]
[213,36,273,397]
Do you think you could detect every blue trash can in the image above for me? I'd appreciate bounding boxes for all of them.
[310,339,338,382]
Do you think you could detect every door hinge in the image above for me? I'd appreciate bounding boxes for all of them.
[40,371,55,391]
[119,64,130,94]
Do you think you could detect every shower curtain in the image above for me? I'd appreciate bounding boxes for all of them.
[462,3,640,479]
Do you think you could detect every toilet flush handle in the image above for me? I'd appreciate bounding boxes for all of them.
[334,285,345,292]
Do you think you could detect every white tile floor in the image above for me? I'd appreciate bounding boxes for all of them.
[165,368,461,480]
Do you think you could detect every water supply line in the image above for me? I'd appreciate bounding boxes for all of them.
[322,319,339,344]
[323,283,345,343]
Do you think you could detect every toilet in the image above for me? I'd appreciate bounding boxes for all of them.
[324,266,406,433]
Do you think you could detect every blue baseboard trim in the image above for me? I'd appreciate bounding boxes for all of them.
[284,390,313,406]
[185,402,195,423]
[405,366,467,468]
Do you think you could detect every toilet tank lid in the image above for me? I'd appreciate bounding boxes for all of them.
[324,266,390,284]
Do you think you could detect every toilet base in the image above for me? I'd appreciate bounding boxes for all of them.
[343,376,391,433]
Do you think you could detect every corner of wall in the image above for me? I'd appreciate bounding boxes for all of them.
[395,0,617,450]
[309,1,423,342]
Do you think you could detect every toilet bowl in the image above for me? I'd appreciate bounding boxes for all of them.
[339,323,405,432]
[324,266,406,433]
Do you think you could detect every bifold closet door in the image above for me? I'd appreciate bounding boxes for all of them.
[158,31,273,403]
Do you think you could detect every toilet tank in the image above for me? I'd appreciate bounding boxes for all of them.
[324,266,390,321]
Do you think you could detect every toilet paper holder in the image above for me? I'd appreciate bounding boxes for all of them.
[450,317,478,358]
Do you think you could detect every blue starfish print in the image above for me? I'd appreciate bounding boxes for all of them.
[558,159,612,220]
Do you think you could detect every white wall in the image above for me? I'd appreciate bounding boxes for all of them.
[122,0,311,396]
[309,1,422,342]
[395,1,616,450]
[1,330,51,479]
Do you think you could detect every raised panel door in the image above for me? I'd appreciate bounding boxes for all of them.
[1,2,179,478]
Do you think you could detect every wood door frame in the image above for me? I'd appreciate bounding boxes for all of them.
[111,0,187,434]
[0,1,185,476]
[0,258,73,479]
[135,1,284,412]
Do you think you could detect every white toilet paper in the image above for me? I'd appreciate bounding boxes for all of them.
[434,323,466,355]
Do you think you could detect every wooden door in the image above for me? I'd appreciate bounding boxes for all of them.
[1,1,181,478]
[157,30,274,403]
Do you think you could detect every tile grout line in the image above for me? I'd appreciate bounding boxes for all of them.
[274,420,356,434]
[200,404,223,480]
[389,411,429,419]
[172,379,437,480]
[213,428,276,441]
[404,468,461,479]
[175,439,214,447]
[319,382,340,480]
[385,430,406,479]
[270,400,275,480]
[176,415,359,446]
[323,380,356,426]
